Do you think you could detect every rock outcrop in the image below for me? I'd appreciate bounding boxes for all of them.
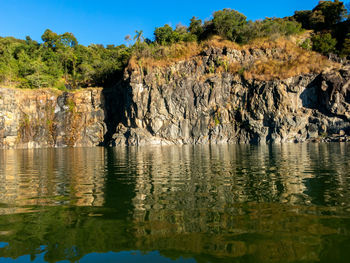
[111,46,350,146]
[1,45,350,148]
[0,88,106,149]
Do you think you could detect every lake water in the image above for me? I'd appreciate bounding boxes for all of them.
[0,144,350,263]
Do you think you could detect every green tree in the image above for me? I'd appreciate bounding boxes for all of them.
[294,10,313,29]
[154,24,177,45]
[312,0,347,28]
[41,29,59,48]
[212,8,247,41]
[58,32,78,48]
[188,17,203,39]
[294,1,347,31]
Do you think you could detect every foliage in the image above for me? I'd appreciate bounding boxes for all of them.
[0,1,348,90]
[300,38,312,50]
[293,1,349,55]
[312,33,337,54]
[211,9,247,41]
[188,17,204,39]
[340,35,350,57]
[0,30,131,89]
[154,24,196,45]
[312,0,347,28]
[238,18,303,44]
[294,0,347,30]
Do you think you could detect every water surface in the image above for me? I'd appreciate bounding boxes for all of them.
[0,144,350,262]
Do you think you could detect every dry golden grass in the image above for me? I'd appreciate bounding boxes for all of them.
[243,43,334,80]
[204,35,242,50]
[227,62,242,74]
[127,35,338,81]
[0,83,65,95]
[128,42,202,71]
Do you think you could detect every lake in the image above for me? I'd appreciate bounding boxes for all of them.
[0,143,350,262]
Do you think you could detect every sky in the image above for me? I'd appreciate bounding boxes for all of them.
[0,0,322,46]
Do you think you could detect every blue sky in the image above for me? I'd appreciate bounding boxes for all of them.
[0,0,321,46]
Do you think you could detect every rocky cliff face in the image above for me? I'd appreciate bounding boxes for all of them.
[111,45,350,146]
[1,45,350,149]
[0,88,105,149]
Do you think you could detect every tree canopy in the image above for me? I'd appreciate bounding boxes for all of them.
[0,1,349,90]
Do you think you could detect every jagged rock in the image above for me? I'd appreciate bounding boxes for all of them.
[110,47,350,146]
[1,47,350,148]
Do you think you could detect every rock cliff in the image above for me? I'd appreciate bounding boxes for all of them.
[0,88,105,148]
[111,45,350,145]
[1,43,350,148]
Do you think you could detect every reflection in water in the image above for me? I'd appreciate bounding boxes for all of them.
[0,144,350,262]
[0,148,106,212]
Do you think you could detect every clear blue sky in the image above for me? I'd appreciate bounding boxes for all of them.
[0,0,321,46]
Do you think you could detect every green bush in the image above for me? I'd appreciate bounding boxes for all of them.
[300,38,312,51]
[312,33,337,55]
[341,37,350,57]
[154,24,196,45]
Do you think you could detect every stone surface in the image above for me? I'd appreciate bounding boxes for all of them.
[1,45,350,148]
[0,87,106,149]
[109,46,350,146]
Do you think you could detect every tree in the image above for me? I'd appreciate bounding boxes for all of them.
[41,29,59,48]
[134,30,144,44]
[294,10,313,29]
[312,0,347,28]
[188,17,204,38]
[294,1,347,31]
[58,32,78,48]
[212,9,247,41]
[154,25,177,45]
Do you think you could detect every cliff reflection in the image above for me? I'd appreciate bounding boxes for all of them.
[0,144,350,262]
[0,148,106,214]
[126,144,350,262]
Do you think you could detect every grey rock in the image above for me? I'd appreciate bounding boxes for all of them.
[110,47,350,146]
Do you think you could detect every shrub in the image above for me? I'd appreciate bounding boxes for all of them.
[300,38,312,50]
[312,33,337,54]
[341,37,350,57]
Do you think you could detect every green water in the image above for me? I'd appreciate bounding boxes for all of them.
[0,144,350,262]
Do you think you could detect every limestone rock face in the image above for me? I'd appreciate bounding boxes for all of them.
[0,88,106,149]
[111,47,350,146]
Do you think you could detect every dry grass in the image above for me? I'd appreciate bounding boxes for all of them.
[242,42,334,80]
[127,35,338,81]
[128,36,241,71]
[128,42,202,71]
[204,35,242,50]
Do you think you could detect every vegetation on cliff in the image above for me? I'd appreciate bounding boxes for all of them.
[0,0,349,89]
